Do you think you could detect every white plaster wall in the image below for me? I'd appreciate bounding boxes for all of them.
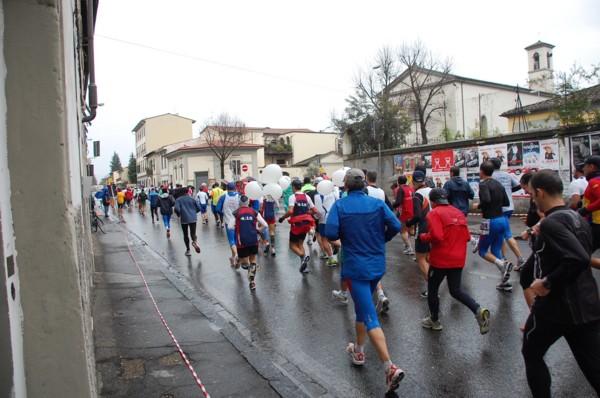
[0,2,26,395]
[288,133,338,164]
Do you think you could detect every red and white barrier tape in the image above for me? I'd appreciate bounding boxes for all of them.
[468,213,526,217]
[118,224,211,397]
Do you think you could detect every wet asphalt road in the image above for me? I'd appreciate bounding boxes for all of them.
[115,205,599,397]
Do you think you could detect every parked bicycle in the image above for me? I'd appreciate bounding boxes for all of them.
[91,210,105,233]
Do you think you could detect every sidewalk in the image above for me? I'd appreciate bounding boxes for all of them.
[92,220,304,397]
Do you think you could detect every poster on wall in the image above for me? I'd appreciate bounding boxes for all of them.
[454,149,467,168]
[431,171,450,188]
[491,143,508,168]
[522,141,541,167]
[591,133,600,156]
[571,135,590,165]
[393,154,404,173]
[540,138,560,170]
[431,149,454,172]
[420,152,432,169]
[403,153,415,172]
[507,142,523,167]
[478,145,494,165]
[467,172,480,197]
[465,147,479,169]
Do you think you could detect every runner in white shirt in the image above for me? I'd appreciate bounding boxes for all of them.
[196,187,209,224]
[569,162,588,210]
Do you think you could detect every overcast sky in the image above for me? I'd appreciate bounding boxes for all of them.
[88,0,600,178]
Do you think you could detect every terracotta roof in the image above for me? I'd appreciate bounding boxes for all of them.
[501,84,600,117]
[524,41,555,51]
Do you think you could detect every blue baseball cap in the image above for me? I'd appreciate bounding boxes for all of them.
[226,182,236,190]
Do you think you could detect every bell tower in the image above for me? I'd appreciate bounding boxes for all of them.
[525,41,555,93]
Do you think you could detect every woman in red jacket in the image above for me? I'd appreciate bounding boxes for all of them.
[418,188,490,335]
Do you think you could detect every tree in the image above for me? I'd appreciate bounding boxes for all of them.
[109,151,123,173]
[127,153,137,184]
[393,40,453,144]
[332,47,411,155]
[201,113,247,179]
[550,63,600,129]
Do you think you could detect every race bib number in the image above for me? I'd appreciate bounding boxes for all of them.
[479,219,490,236]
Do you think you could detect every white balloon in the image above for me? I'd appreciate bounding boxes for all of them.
[317,180,334,196]
[343,166,351,171]
[244,181,264,200]
[332,169,346,187]
[262,164,283,184]
[263,183,283,200]
[278,176,291,190]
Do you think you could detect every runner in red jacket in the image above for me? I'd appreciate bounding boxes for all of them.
[418,188,491,334]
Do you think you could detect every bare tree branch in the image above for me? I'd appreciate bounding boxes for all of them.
[201,113,247,179]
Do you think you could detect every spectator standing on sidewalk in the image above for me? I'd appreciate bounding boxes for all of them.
[418,188,491,334]
[325,168,404,394]
[174,187,202,256]
[522,169,600,397]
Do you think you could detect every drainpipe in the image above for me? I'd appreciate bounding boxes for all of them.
[82,0,98,123]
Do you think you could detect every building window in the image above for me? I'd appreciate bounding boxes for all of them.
[230,159,241,175]
[533,52,540,70]
[276,159,286,165]
[546,52,552,69]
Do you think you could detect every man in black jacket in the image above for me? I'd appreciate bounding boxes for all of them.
[522,169,600,397]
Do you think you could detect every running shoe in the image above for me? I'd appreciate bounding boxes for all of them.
[192,241,201,254]
[299,255,310,273]
[476,307,491,335]
[270,247,276,256]
[496,282,513,291]
[166,229,170,238]
[501,261,513,283]
[216,220,220,227]
[402,247,414,255]
[185,250,191,257]
[346,343,365,365]
[471,237,479,253]
[263,244,271,254]
[379,296,390,313]
[514,258,526,272]
[385,364,405,393]
[421,316,443,330]
[326,258,338,267]
[241,262,249,270]
[319,253,328,259]
[249,281,256,290]
[332,290,348,304]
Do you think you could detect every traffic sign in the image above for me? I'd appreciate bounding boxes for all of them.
[241,164,249,172]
